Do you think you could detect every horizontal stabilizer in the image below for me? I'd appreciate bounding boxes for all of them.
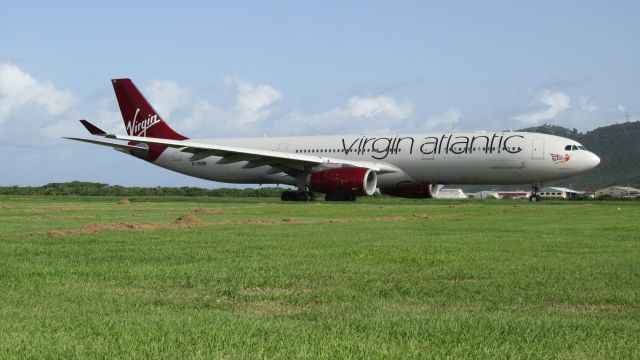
[79,120,108,136]
[64,137,147,151]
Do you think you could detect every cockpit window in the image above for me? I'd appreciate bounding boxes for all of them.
[565,145,572,151]
[578,145,586,150]
[572,145,579,150]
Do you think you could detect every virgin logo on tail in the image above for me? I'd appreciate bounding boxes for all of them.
[126,108,161,136]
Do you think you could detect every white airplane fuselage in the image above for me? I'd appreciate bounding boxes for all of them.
[150,131,600,188]
[68,79,600,199]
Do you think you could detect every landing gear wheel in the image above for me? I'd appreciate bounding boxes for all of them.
[281,190,315,202]
[529,183,542,203]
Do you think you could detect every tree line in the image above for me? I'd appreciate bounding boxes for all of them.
[0,181,287,197]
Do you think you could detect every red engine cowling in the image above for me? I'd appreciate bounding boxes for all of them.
[309,167,377,196]
[379,183,439,199]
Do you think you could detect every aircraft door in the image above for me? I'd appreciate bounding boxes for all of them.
[277,142,289,152]
[531,139,544,160]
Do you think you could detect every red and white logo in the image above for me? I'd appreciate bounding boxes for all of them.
[126,108,161,136]
[550,153,570,163]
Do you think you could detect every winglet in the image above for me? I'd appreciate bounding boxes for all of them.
[79,120,108,136]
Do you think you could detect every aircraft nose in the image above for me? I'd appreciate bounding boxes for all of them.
[588,152,600,169]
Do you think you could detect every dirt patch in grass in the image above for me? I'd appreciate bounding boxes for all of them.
[245,220,281,225]
[214,218,307,226]
[192,207,224,215]
[1,204,9,209]
[5,215,96,220]
[117,199,130,205]
[39,214,204,237]
[559,304,640,314]
[43,215,95,220]
[376,216,407,221]
[321,218,353,223]
[281,218,300,223]
[25,206,109,213]
[412,214,433,219]
[172,214,203,226]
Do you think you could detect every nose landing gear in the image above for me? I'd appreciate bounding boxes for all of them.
[529,183,542,202]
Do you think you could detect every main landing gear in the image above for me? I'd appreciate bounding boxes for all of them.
[281,189,316,201]
[529,183,542,202]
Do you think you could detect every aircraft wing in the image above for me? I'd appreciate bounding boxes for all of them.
[64,136,149,152]
[67,120,400,175]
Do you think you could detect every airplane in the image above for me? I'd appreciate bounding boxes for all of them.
[65,78,601,202]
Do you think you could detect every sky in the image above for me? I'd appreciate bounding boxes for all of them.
[1,0,638,187]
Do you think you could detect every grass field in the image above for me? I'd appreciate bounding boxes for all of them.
[0,196,638,359]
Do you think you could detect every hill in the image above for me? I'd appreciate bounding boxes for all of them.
[519,121,640,190]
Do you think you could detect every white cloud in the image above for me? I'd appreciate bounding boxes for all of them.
[270,95,414,136]
[579,97,599,112]
[0,63,76,124]
[515,90,570,124]
[145,80,190,119]
[422,108,462,130]
[181,99,217,132]
[93,98,123,130]
[345,95,413,119]
[224,77,282,126]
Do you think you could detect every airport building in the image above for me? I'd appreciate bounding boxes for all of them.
[539,186,584,199]
[436,188,467,199]
[594,186,640,198]
[468,191,500,199]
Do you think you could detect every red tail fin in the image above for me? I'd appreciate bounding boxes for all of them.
[112,78,187,140]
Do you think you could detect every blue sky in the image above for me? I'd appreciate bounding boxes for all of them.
[1,0,638,186]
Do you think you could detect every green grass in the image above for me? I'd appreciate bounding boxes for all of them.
[0,196,638,359]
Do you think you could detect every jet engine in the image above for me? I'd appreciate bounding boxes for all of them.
[309,167,377,197]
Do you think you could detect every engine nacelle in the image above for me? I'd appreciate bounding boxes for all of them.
[379,183,440,199]
[309,167,377,196]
